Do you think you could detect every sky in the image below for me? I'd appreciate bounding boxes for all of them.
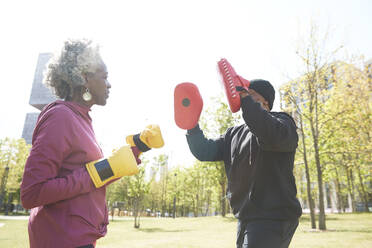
[0,0,371,167]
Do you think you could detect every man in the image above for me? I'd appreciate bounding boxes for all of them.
[178,79,302,248]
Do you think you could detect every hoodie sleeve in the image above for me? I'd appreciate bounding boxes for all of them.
[240,95,298,152]
[20,107,95,209]
[186,124,224,161]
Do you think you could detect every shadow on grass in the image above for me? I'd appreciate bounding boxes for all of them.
[328,229,372,233]
[221,215,341,224]
[108,219,132,223]
[302,228,372,234]
[137,227,191,233]
[299,215,339,222]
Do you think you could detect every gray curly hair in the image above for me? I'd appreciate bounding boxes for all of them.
[44,39,103,100]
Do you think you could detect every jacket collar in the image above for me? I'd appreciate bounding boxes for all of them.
[53,100,92,122]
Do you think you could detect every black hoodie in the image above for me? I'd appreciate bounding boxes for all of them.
[186,95,302,221]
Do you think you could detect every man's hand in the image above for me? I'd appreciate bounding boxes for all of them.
[236,86,250,98]
[238,88,270,111]
[238,90,249,98]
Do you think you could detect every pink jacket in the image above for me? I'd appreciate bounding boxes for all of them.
[21,100,108,248]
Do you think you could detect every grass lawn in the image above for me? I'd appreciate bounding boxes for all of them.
[0,213,371,247]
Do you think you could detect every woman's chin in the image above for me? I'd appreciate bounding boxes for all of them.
[97,99,107,106]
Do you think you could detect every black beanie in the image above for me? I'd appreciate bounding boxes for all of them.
[248,79,275,110]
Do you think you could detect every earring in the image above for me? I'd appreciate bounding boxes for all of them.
[82,88,92,102]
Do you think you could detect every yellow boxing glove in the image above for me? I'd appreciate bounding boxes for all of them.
[126,124,164,152]
[86,145,139,188]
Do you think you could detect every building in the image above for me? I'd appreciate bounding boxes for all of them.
[21,53,56,144]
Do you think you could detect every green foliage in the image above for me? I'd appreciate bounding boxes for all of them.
[281,55,372,219]
[200,93,242,136]
[0,138,30,204]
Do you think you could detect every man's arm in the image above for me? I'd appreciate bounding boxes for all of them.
[186,124,224,161]
[240,95,298,152]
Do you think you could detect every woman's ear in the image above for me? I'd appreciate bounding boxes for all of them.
[82,73,93,90]
[82,72,89,84]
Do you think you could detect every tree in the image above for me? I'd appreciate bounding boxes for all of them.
[322,58,372,212]
[152,154,169,217]
[106,176,130,221]
[126,158,152,228]
[0,138,30,212]
[282,22,347,230]
[281,85,317,228]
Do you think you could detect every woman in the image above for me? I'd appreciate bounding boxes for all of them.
[20,39,163,248]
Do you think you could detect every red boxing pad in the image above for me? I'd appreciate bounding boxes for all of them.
[174,82,203,130]
[217,58,250,113]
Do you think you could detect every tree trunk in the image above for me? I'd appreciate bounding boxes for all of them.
[0,167,9,208]
[185,206,190,217]
[315,152,326,230]
[357,165,370,212]
[304,157,316,228]
[133,198,140,228]
[349,169,356,212]
[5,192,13,216]
[308,83,326,230]
[204,191,211,216]
[334,167,343,213]
[193,199,197,217]
[161,204,166,217]
[311,124,326,230]
[111,205,115,221]
[221,181,226,217]
[195,194,199,217]
[173,196,176,218]
[343,157,356,213]
[299,120,316,228]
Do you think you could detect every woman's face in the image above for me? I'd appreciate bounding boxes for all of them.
[86,63,111,106]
